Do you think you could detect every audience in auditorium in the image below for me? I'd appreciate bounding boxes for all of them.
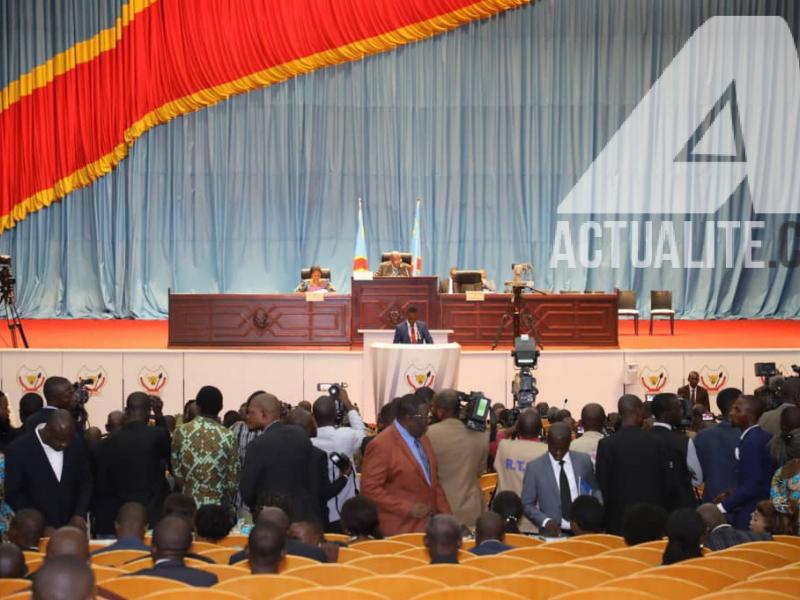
[423,514,462,564]
[759,376,800,436]
[569,495,605,535]
[5,409,92,529]
[521,422,600,536]
[596,394,672,534]
[694,387,742,502]
[248,520,286,574]
[45,525,90,562]
[7,508,45,552]
[427,389,488,528]
[491,491,523,534]
[133,515,218,586]
[171,386,238,511]
[718,394,777,529]
[361,393,451,535]
[750,498,797,536]
[311,387,365,530]
[0,542,26,578]
[470,511,512,555]
[697,502,771,550]
[662,508,705,565]
[195,503,234,544]
[622,503,668,546]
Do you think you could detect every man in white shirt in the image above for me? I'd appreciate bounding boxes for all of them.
[570,403,606,464]
[521,422,601,536]
[311,387,366,532]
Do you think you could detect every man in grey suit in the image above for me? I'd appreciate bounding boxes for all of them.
[375,251,412,277]
[521,422,601,536]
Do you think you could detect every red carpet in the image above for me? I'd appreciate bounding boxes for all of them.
[0,318,797,350]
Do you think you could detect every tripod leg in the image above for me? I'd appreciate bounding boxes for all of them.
[491,312,514,350]
[9,302,28,348]
[2,300,18,348]
[521,309,543,349]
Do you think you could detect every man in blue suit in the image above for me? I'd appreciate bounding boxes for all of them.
[393,306,434,344]
[521,423,601,536]
[694,387,742,502]
[718,394,777,529]
[469,511,513,555]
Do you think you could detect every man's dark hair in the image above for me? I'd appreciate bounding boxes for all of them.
[474,512,505,545]
[195,386,223,416]
[195,505,234,543]
[254,492,294,522]
[516,409,542,439]
[662,508,705,565]
[312,395,336,426]
[8,508,45,551]
[162,493,197,524]
[580,403,606,433]
[377,400,397,428]
[716,387,742,416]
[651,393,678,421]
[570,495,605,534]
[491,491,523,533]
[622,503,668,546]
[414,386,435,404]
[152,515,193,559]
[340,496,382,539]
[406,306,418,315]
[45,527,89,562]
[424,515,461,564]
[20,392,44,421]
[32,556,95,600]
[42,376,71,406]
[115,502,148,539]
[741,394,768,420]
[780,377,800,405]
[248,521,286,573]
[395,394,427,419]
[0,542,26,578]
[432,389,459,418]
[222,410,243,428]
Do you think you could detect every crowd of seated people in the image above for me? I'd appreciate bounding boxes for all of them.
[0,374,797,599]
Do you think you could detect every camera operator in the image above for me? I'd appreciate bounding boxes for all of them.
[759,376,800,436]
[23,376,82,432]
[311,386,365,533]
[427,389,489,529]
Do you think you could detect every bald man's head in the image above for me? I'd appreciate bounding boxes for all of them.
[424,515,462,563]
[41,409,76,452]
[289,407,316,438]
[0,543,26,578]
[33,556,95,600]
[312,395,336,427]
[248,521,286,574]
[152,516,192,560]
[618,394,643,425]
[125,392,151,422]
[45,527,89,562]
[255,507,290,532]
[696,503,726,531]
[9,508,45,550]
[115,502,148,540]
[474,512,505,545]
[516,409,542,439]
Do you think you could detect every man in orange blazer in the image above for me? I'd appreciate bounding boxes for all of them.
[361,394,452,536]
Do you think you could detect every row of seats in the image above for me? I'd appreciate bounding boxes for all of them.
[7,536,799,599]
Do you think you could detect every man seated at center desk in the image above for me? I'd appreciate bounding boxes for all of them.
[375,251,412,277]
[394,306,433,344]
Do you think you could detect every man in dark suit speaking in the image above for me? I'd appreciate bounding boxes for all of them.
[5,409,92,529]
[678,371,710,412]
[393,306,433,344]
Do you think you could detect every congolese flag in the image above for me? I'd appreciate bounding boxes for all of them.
[410,198,422,275]
[353,198,369,273]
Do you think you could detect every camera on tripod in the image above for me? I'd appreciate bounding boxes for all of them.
[318,382,349,425]
[0,255,28,348]
[507,336,540,427]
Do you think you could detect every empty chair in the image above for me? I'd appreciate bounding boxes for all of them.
[21,551,43,563]
[2,593,32,600]
[640,564,737,589]
[101,576,190,597]
[713,548,791,570]
[0,580,30,596]
[403,564,493,586]
[348,574,445,600]
[598,574,709,599]
[408,587,526,600]
[725,578,798,595]
[636,539,668,551]
[479,575,577,599]
[281,563,374,586]
[549,589,659,600]
[348,555,426,574]
[91,549,151,567]
[548,540,611,557]
[335,546,370,562]
[772,535,800,547]
[389,533,425,546]
[272,587,388,600]
[189,541,221,553]
[692,592,794,600]
[649,290,675,335]
[502,533,543,548]
[602,546,664,566]
[198,548,238,564]
[325,534,351,544]
[214,574,319,599]
[350,540,414,554]
[750,566,800,580]
[138,591,249,600]
[568,556,649,578]
[216,535,248,549]
[522,564,614,587]
[460,554,537,575]
[723,541,800,563]
[91,565,127,583]
[193,564,249,582]
[504,546,576,564]
[573,534,626,549]
[681,556,763,579]
[617,290,640,335]
[397,547,473,562]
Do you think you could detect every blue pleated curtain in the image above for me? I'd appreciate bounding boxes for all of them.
[1,0,799,318]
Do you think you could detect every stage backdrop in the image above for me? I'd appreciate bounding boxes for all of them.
[2,0,800,319]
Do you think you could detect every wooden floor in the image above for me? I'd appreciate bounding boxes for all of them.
[0,318,798,351]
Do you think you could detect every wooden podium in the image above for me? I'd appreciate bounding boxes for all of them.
[350,276,439,344]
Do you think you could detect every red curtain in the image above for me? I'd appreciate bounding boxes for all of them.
[0,0,527,233]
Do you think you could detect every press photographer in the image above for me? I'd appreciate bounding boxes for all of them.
[23,376,88,432]
[311,383,365,533]
[427,389,489,529]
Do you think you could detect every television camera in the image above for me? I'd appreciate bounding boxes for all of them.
[0,255,28,348]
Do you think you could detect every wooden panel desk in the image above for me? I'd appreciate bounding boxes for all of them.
[168,293,350,346]
[440,293,618,346]
[350,277,439,343]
